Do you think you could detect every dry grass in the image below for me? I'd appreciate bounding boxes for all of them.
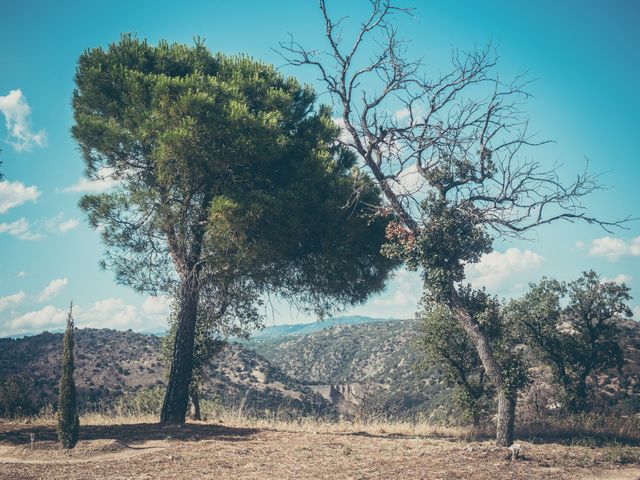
[0,413,639,479]
[516,414,640,446]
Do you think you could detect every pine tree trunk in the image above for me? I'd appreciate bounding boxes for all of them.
[160,275,200,423]
[190,390,201,421]
[449,288,515,447]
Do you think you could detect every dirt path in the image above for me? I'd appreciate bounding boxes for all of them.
[1,421,639,479]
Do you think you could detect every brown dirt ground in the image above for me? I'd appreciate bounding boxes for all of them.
[1,420,639,480]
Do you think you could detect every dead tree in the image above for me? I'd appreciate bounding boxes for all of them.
[280,0,629,446]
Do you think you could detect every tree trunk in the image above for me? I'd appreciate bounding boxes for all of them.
[160,275,200,423]
[190,389,201,421]
[496,390,516,447]
[449,288,515,447]
[574,377,588,413]
[472,411,480,430]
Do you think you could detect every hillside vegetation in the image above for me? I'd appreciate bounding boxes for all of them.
[248,317,640,419]
[2,316,639,421]
[0,328,332,417]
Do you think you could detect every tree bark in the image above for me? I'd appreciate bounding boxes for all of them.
[449,288,515,446]
[472,412,480,430]
[190,389,201,421]
[573,376,589,413]
[496,390,516,447]
[160,274,200,423]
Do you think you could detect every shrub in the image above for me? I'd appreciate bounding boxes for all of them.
[113,386,165,416]
[0,375,35,418]
[604,444,640,464]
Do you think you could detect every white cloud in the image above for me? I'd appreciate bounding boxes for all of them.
[3,305,68,335]
[465,248,545,293]
[44,212,80,234]
[76,297,169,332]
[0,291,26,312]
[574,240,585,249]
[16,271,27,278]
[0,217,41,240]
[38,278,69,302]
[389,164,425,196]
[0,89,46,151]
[58,218,79,232]
[63,167,118,194]
[0,213,78,240]
[372,288,417,308]
[0,180,40,213]
[367,269,421,317]
[602,274,632,285]
[634,306,640,321]
[1,296,172,337]
[394,107,411,121]
[393,105,425,124]
[589,236,640,261]
[331,117,352,144]
[77,298,137,329]
[142,295,171,316]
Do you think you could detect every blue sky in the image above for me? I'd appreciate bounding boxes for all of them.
[1,0,639,336]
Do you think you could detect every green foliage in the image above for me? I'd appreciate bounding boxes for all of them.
[382,197,492,303]
[414,288,529,425]
[72,35,396,312]
[507,270,632,413]
[57,306,79,449]
[114,386,166,416]
[0,374,35,418]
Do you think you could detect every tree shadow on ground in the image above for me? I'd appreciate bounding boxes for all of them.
[338,430,464,442]
[332,430,640,447]
[0,422,258,446]
[520,433,640,447]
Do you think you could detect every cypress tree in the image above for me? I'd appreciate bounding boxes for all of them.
[57,302,79,449]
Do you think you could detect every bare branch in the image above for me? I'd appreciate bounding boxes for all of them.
[279,0,630,239]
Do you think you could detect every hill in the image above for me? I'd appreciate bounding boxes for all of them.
[250,316,396,340]
[0,328,333,416]
[246,317,640,417]
[2,316,639,420]
[246,319,451,417]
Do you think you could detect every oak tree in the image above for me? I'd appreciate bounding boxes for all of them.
[507,271,632,413]
[415,288,528,428]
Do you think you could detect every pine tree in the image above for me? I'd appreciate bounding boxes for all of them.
[57,302,79,449]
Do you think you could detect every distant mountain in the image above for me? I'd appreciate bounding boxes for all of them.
[249,315,398,340]
[2,316,395,341]
[0,328,333,416]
